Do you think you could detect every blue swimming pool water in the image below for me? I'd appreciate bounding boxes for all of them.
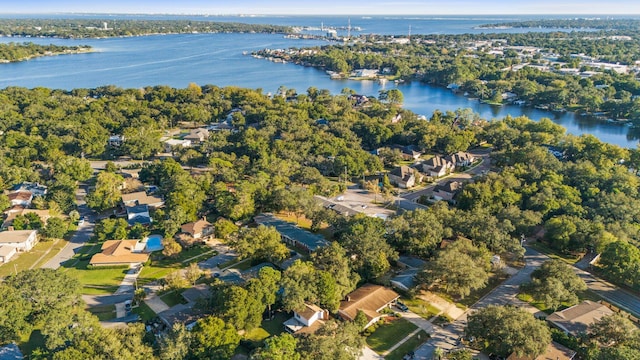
[145,235,164,252]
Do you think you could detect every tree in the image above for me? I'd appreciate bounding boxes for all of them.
[158,323,192,360]
[213,217,238,241]
[311,242,360,302]
[521,260,586,310]
[0,285,32,343]
[297,320,365,360]
[252,333,300,360]
[122,126,162,160]
[386,209,447,257]
[86,171,124,211]
[281,260,318,312]
[589,313,638,347]
[378,89,404,106]
[230,225,289,263]
[4,269,82,321]
[420,238,490,299]
[191,316,240,359]
[185,262,203,285]
[0,194,9,212]
[54,156,93,182]
[598,241,640,289]
[465,305,551,358]
[165,271,187,291]
[43,217,68,239]
[162,238,183,258]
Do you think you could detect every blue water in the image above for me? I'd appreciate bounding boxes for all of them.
[0,15,637,148]
[145,235,164,252]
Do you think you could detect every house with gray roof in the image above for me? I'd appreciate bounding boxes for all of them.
[546,300,613,337]
[254,213,329,252]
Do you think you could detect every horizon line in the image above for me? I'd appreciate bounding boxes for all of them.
[1,12,640,17]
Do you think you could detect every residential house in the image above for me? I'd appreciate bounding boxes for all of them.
[388,166,422,189]
[446,152,476,167]
[391,256,427,291]
[0,229,38,252]
[254,213,329,252]
[1,209,51,229]
[422,156,454,178]
[506,341,576,360]
[432,181,463,203]
[180,218,214,239]
[89,239,150,266]
[125,205,152,226]
[338,284,400,329]
[352,69,378,78]
[546,300,614,337]
[121,191,164,209]
[163,139,192,152]
[0,246,17,263]
[184,128,210,144]
[392,145,423,161]
[181,284,211,304]
[7,192,33,208]
[284,303,329,334]
[108,135,125,147]
[11,182,47,197]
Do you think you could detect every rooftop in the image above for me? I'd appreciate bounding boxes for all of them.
[121,191,164,207]
[339,284,399,321]
[546,300,614,336]
[181,218,212,236]
[0,229,36,244]
[90,239,150,266]
[507,341,576,360]
[254,213,329,252]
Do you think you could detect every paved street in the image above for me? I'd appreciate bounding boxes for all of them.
[573,267,640,318]
[413,247,547,359]
[41,185,95,269]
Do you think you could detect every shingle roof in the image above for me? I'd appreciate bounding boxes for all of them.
[181,219,212,236]
[546,301,613,336]
[339,284,399,321]
[254,213,329,252]
[90,240,149,265]
[121,191,164,206]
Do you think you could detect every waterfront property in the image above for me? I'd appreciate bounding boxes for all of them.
[254,213,329,252]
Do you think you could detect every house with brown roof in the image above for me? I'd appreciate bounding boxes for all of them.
[181,218,214,240]
[1,209,52,230]
[506,341,576,360]
[89,239,150,267]
[0,229,38,252]
[422,156,454,178]
[388,166,422,189]
[7,192,33,208]
[338,284,400,328]
[283,303,329,335]
[184,128,210,144]
[546,300,614,337]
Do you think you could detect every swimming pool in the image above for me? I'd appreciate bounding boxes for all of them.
[144,234,164,252]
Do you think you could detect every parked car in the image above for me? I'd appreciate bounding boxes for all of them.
[78,218,85,226]
[396,301,409,312]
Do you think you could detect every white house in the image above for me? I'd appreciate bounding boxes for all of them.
[7,192,33,208]
[163,139,192,152]
[283,303,328,334]
[0,229,38,252]
[0,246,17,263]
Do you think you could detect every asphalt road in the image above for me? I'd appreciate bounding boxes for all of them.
[41,186,95,269]
[573,267,640,318]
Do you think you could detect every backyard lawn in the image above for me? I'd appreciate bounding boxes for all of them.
[366,317,418,354]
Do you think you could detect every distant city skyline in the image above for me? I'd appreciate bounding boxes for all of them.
[3,0,640,15]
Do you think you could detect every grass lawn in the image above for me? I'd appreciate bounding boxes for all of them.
[230,258,253,271]
[133,301,157,321]
[63,259,128,295]
[385,330,428,360]
[402,297,441,319]
[244,327,270,342]
[0,239,60,277]
[137,244,213,287]
[159,289,188,307]
[518,289,603,315]
[275,212,333,240]
[88,304,117,321]
[260,312,289,337]
[367,317,418,354]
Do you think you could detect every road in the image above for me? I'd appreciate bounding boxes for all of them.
[573,267,640,318]
[413,248,547,359]
[401,147,492,203]
[41,185,95,269]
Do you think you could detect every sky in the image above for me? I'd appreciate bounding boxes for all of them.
[2,0,640,15]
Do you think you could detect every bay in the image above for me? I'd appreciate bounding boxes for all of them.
[0,15,637,148]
